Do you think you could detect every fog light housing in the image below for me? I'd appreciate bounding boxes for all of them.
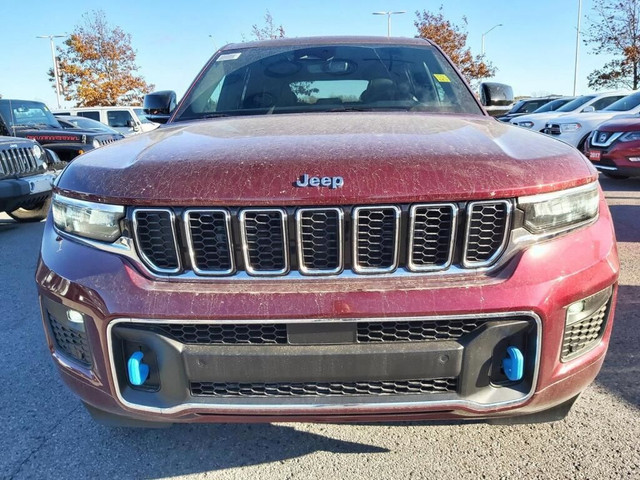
[562,286,613,362]
[41,296,92,367]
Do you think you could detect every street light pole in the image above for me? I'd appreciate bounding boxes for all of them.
[481,24,503,56]
[37,34,65,109]
[573,0,582,96]
[372,11,406,38]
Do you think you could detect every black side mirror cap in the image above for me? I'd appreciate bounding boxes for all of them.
[480,82,514,107]
[143,90,177,124]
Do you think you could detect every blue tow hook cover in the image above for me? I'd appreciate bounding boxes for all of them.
[127,351,149,386]
[502,346,524,382]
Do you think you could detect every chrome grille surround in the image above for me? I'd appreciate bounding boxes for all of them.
[132,208,182,274]
[462,200,512,268]
[407,203,458,271]
[184,209,235,276]
[352,205,401,274]
[296,207,344,275]
[123,201,514,279]
[239,208,290,276]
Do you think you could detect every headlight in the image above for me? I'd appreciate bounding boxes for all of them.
[52,194,124,242]
[619,131,640,142]
[32,144,44,160]
[560,123,582,133]
[518,121,534,128]
[92,139,101,149]
[518,183,599,234]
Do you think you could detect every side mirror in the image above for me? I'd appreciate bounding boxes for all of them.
[143,90,177,124]
[581,106,595,113]
[479,82,514,107]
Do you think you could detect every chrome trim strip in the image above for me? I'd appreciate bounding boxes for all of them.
[407,203,458,272]
[517,181,598,205]
[594,165,618,171]
[590,131,622,148]
[183,208,235,276]
[52,193,125,215]
[295,207,344,276]
[132,208,182,275]
[106,311,541,415]
[239,208,290,276]
[462,200,512,268]
[352,205,401,274]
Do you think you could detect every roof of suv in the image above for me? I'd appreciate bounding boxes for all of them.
[222,36,432,51]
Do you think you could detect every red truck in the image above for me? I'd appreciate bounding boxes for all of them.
[586,116,640,179]
[36,37,618,427]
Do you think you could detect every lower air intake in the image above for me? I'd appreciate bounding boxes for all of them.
[190,378,458,397]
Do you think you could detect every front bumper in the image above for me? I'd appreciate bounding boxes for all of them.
[36,198,619,423]
[0,172,55,212]
[588,143,640,177]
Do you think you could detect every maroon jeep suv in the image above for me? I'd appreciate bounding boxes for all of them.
[36,37,618,427]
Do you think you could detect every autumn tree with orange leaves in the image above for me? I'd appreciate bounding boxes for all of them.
[415,7,495,84]
[49,11,154,106]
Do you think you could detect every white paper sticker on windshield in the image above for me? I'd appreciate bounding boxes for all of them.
[217,53,241,61]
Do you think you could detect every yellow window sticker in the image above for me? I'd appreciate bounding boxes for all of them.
[433,74,451,83]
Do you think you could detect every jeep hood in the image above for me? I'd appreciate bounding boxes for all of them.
[15,127,119,145]
[57,113,596,206]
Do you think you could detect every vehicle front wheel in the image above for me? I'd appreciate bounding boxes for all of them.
[7,197,51,223]
[603,172,630,180]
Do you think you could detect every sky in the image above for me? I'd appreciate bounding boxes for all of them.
[0,0,616,108]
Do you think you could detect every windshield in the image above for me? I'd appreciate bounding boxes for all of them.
[556,95,595,112]
[63,116,119,134]
[173,43,482,121]
[604,92,640,112]
[0,100,61,129]
[532,98,572,113]
[134,108,154,124]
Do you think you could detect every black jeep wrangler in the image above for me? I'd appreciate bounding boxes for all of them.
[0,135,60,221]
[0,99,122,162]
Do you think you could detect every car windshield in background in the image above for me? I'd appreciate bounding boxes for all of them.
[556,95,595,112]
[604,92,640,112]
[57,116,120,134]
[134,108,154,124]
[0,100,61,129]
[173,43,482,121]
[532,98,572,113]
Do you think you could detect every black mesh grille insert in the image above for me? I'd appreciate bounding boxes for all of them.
[358,319,487,342]
[191,378,458,397]
[410,205,455,269]
[134,210,180,272]
[47,311,91,366]
[242,210,287,273]
[354,207,398,271]
[140,323,287,344]
[186,210,233,274]
[465,201,509,265]
[561,301,609,361]
[298,209,341,272]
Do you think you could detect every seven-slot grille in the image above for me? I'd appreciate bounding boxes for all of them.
[130,202,512,277]
[0,146,41,177]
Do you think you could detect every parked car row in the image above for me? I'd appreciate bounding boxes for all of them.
[509,90,640,178]
[0,99,151,220]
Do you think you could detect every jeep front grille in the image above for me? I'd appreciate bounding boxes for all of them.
[0,146,40,177]
[130,201,512,277]
[190,378,458,397]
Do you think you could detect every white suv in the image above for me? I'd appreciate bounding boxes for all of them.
[54,106,159,136]
[541,91,640,149]
[511,91,628,133]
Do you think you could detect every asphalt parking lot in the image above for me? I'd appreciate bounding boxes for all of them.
[1,175,638,480]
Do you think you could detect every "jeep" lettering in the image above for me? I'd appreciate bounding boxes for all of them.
[295,174,344,189]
